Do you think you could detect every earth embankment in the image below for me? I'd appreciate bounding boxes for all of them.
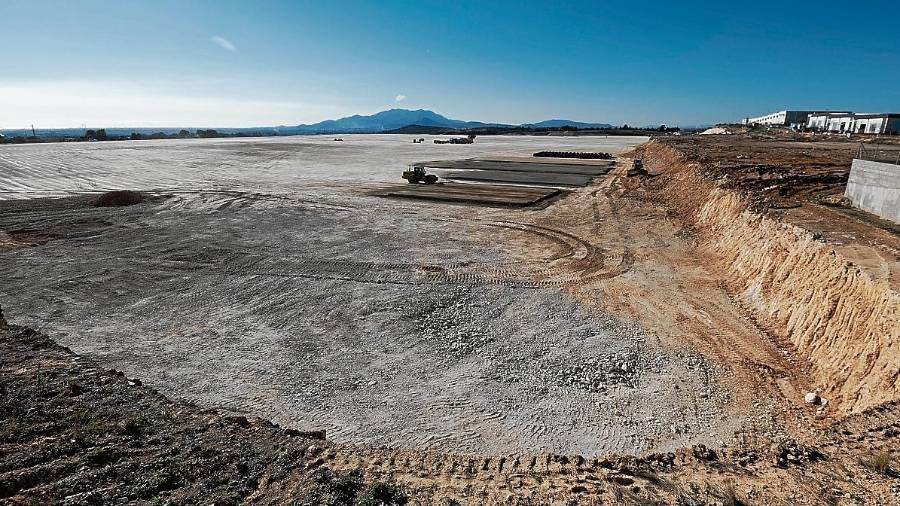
[640,139,899,414]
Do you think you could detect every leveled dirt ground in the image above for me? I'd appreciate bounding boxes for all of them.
[0,152,733,457]
[1,134,898,504]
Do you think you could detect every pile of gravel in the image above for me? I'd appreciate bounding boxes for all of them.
[554,351,641,392]
[412,286,497,359]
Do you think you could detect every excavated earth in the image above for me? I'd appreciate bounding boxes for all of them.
[1,134,899,504]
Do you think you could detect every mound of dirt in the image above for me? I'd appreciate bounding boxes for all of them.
[91,190,145,207]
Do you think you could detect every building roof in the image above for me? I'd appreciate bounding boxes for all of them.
[853,113,900,119]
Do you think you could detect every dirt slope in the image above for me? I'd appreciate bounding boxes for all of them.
[638,139,899,414]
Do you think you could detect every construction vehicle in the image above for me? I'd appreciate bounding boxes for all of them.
[627,158,649,177]
[434,134,476,145]
[402,165,439,184]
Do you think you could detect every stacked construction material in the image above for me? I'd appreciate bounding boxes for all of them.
[533,151,613,160]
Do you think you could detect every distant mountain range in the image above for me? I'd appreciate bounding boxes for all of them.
[521,119,615,129]
[278,109,512,134]
[278,109,613,134]
[1,109,615,138]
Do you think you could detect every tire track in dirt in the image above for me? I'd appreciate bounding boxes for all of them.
[487,219,633,284]
[160,192,634,286]
[105,209,635,290]
[419,397,509,452]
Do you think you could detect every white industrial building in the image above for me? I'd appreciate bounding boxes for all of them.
[744,110,900,134]
[826,113,856,133]
[742,110,815,127]
[805,112,900,134]
[850,114,900,134]
[806,112,852,130]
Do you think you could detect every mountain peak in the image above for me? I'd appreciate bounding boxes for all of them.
[282,109,609,134]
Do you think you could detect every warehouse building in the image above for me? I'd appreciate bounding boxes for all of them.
[745,110,900,134]
[807,112,852,130]
[805,112,900,134]
[850,114,900,134]
[742,110,815,127]
[826,113,857,133]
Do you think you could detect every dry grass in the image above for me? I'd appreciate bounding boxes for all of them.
[862,451,894,476]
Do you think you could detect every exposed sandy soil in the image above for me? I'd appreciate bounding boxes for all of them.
[494,161,807,441]
[652,135,900,290]
[635,136,899,416]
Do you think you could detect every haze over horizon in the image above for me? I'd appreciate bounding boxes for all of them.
[2,0,899,129]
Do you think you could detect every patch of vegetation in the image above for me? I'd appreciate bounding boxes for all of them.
[0,383,27,419]
[675,481,747,506]
[0,419,24,442]
[67,379,85,396]
[71,403,93,423]
[302,469,407,506]
[67,402,125,446]
[720,480,746,506]
[862,451,894,476]
[71,418,116,446]
[303,468,363,505]
[120,415,144,437]
[357,481,408,506]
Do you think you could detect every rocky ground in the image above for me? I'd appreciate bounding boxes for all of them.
[2,309,898,504]
[0,186,730,456]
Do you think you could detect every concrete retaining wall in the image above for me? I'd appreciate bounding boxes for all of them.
[845,159,900,223]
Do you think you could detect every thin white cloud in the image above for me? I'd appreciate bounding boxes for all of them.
[394,94,406,103]
[211,36,237,52]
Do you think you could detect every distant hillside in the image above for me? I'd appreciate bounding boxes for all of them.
[384,124,461,135]
[281,109,617,134]
[384,124,668,137]
[522,119,613,129]
[279,109,512,134]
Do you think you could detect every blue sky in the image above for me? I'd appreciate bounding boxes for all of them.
[1,0,898,128]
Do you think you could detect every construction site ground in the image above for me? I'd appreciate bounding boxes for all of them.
[1,134,898,504]
[648,134,900,290]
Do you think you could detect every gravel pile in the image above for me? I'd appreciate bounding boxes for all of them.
[554,351,642,392]
[410,286,498,359]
